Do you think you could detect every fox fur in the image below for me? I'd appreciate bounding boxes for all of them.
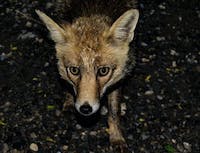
[36,0,139,151]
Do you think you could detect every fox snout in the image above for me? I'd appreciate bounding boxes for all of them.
[75,102,100,116]
[74,73,100,116]
[75,90,100,116]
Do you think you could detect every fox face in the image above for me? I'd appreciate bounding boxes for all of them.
[36,9,139,116]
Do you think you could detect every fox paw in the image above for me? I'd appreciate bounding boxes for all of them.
[110,139,130,153]
[62,101,74,112]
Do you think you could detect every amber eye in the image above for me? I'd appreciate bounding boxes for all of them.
[69,66,80,76]
[98,67,110,77]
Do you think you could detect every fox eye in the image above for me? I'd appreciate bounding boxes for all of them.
[98,67,110,77]
[69,66,80,76]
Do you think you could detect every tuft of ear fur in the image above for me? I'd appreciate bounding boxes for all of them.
[35,10,67,44]
[107,9,139,44]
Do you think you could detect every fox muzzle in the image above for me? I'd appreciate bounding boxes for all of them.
[75,102,100,116]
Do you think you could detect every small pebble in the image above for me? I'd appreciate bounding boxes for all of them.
[2,143,9,153]
[120,103,127,116]
[100,106,108,116]
[141,58,150,63]
[0,44,4,48]
[158,4,166,9]
[41,71,47,76]
[30,132,37,139]
[141,42,148,47]
[62,145,69,151]
[46,2,54,9]
[127,134,134,140]
[183,142,192,151]
[172,61,177,67]
[177,144,184,152]
[30,143,38,152]
[170,49,177,56]
[18,32,36,40]
[36,38,43,43]
[160,135,165,139]
[0,101,11,109]
[144,90,154,96]
[44,62,49,67]
[89,131,97,136]
[149,54,156,59]
[156,36,165,41]
[9,149,19,153]
[123,95,129,100]
[157,95,163,100]
[55,109,61,117]
[172,139,176,144]
[141,133,149,140]
[75,124,82,130]
[22,8,27,13]
[0,52,12,61]
[25,21,32,28]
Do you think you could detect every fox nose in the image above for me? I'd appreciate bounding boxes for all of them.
[75,101,100,116]
[79,103,93,115]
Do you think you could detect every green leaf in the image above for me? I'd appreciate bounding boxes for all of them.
[10,44,18,51]
[46,137,56,143]
[47,105,55,110]
[0,120,6,126]
[164,144,176,153]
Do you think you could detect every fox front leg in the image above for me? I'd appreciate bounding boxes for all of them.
[108,90,129,153]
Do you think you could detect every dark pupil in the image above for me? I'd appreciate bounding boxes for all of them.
[101,68,107,74]
[99,67,109,76]
[70,67,79,75]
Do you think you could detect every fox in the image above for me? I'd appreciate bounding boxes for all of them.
[36,0,139,151]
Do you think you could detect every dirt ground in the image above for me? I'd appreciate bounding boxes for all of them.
[0,0,199,153]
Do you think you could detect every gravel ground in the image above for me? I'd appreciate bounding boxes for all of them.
[0,0,199,153]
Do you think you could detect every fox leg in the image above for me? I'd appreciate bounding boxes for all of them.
[62,92,74,111]
[108,89,127,148]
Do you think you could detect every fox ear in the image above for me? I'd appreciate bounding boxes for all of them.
[108,9,139,44]
[35,10,67,44]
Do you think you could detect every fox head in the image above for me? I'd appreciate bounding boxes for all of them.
[36,9,139,116]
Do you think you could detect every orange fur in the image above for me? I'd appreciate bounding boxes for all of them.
[36,3,139,150]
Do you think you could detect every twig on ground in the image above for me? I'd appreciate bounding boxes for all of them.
[15,10,42,25]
